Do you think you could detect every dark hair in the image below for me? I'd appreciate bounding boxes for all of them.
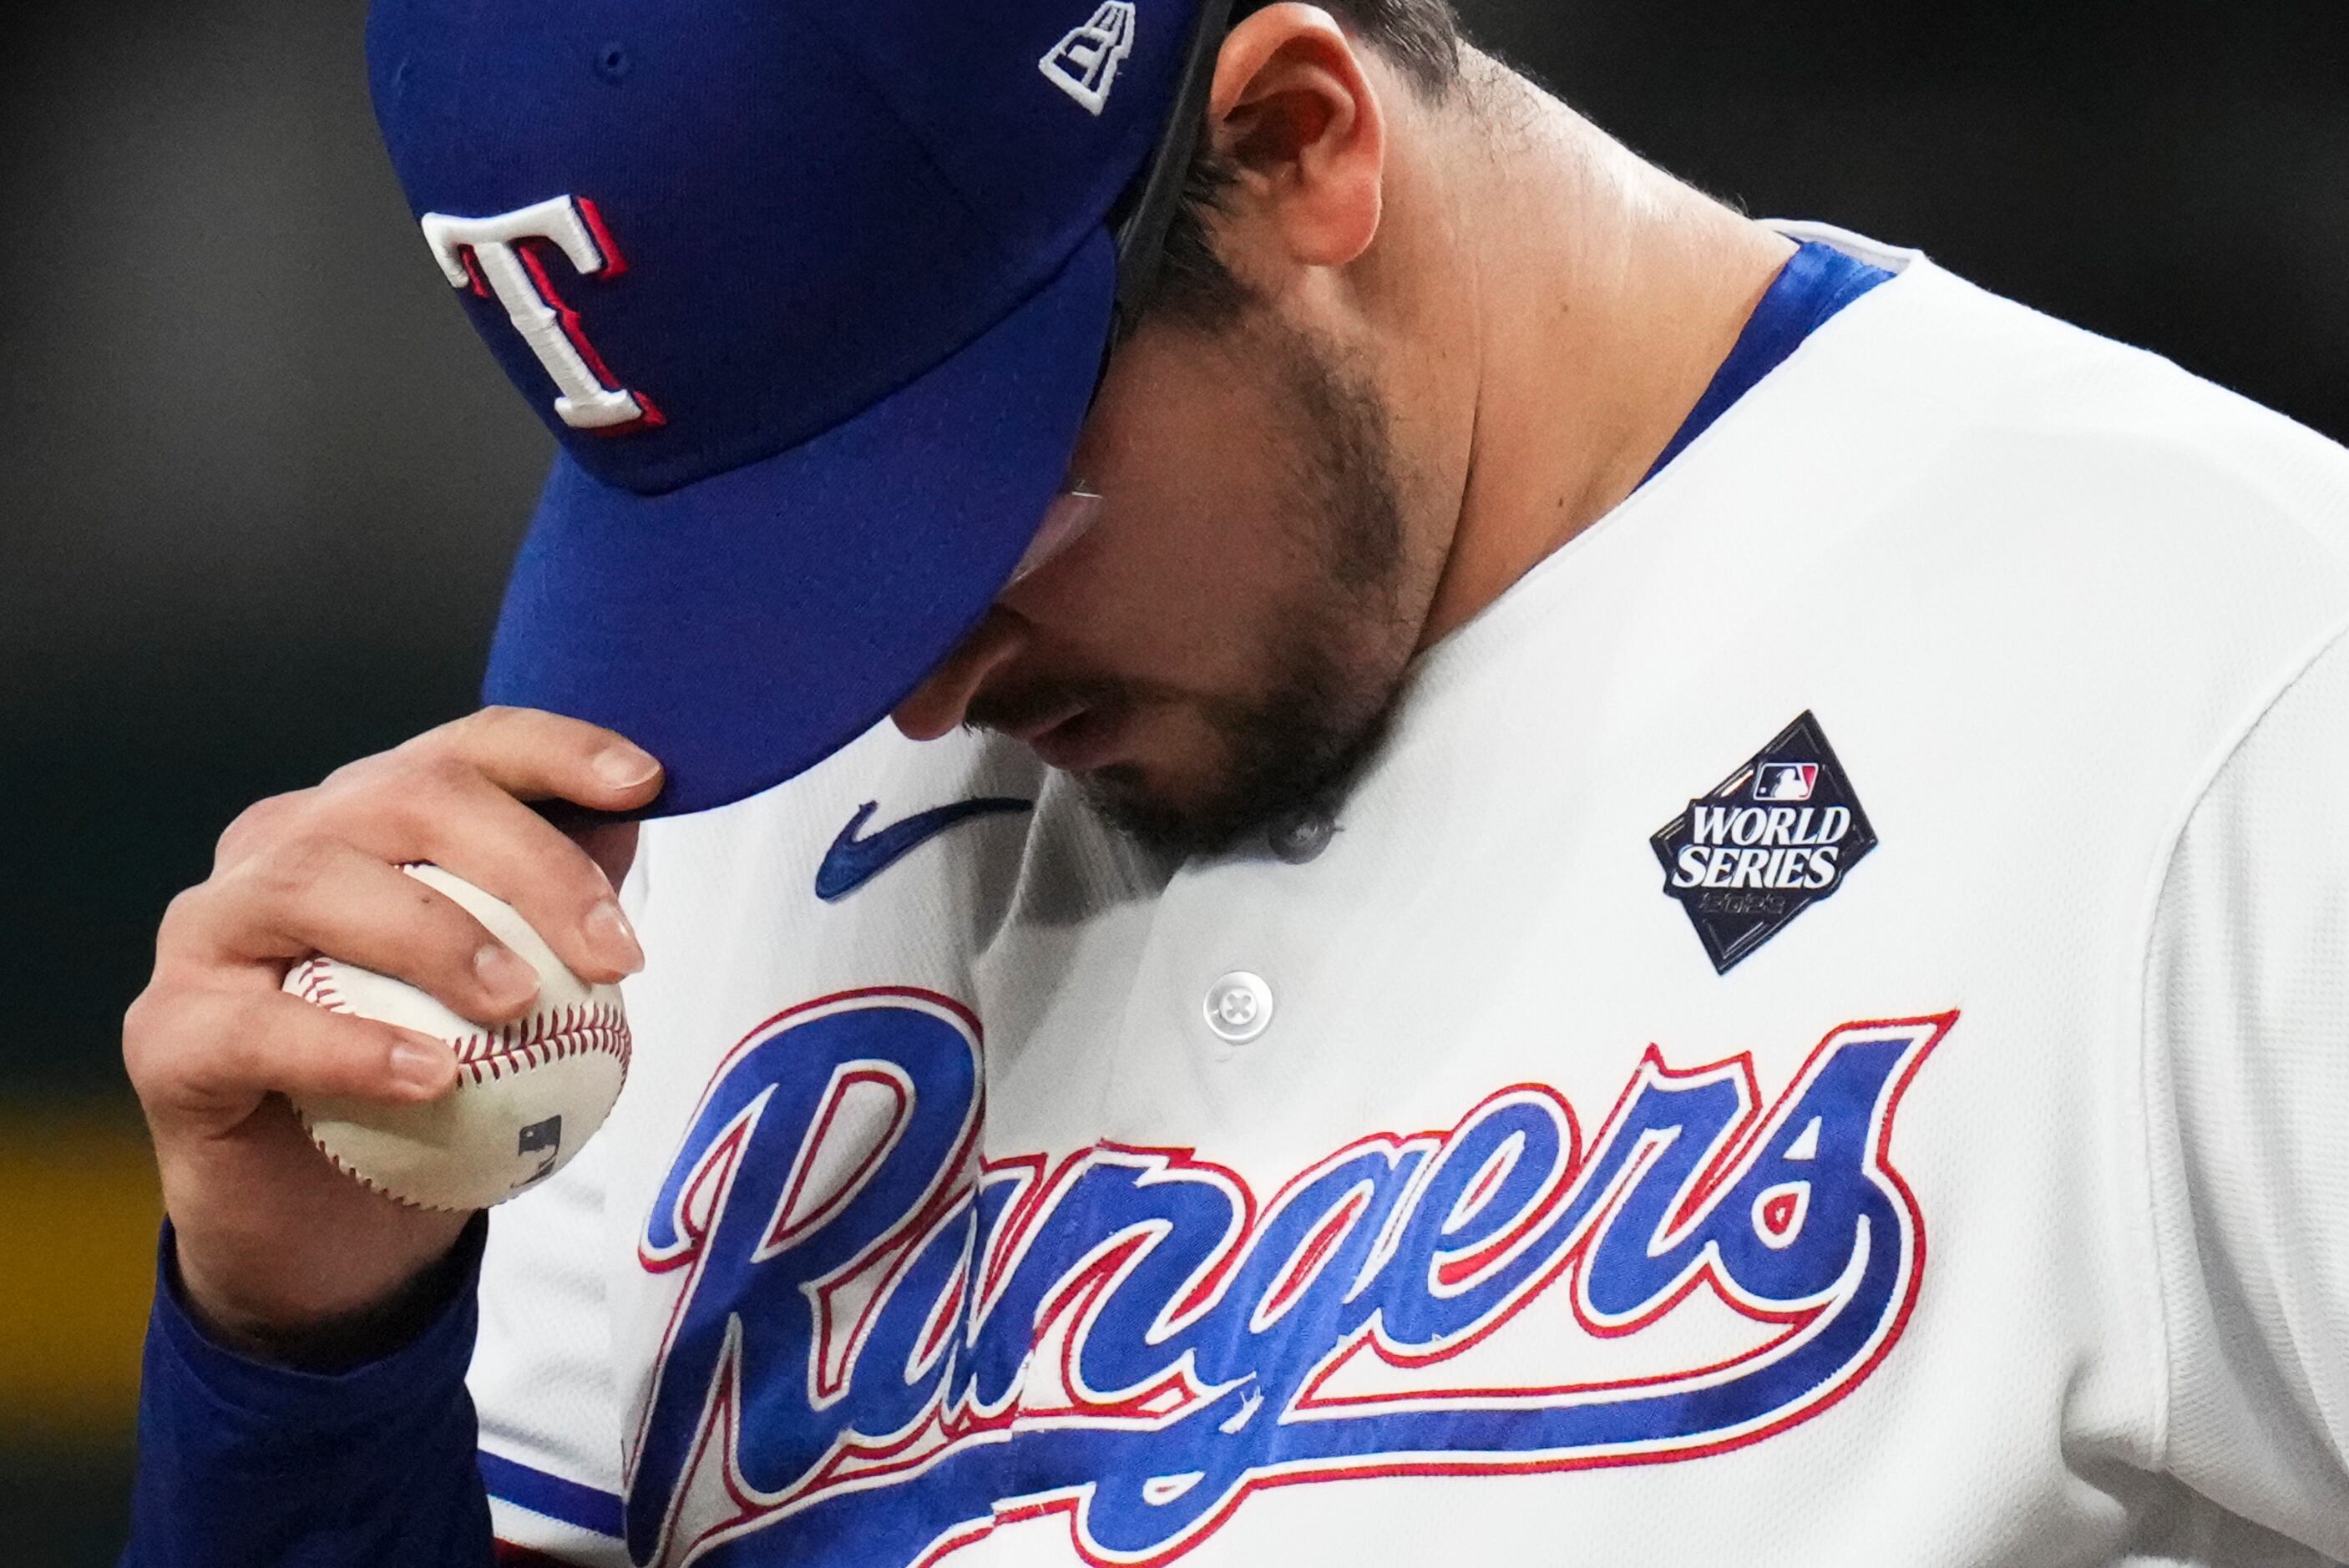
[1151,0,1464,327]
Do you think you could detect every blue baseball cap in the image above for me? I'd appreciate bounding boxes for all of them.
[367,0,1227,814]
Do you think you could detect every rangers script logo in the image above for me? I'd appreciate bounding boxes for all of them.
[625,991,1952,1565]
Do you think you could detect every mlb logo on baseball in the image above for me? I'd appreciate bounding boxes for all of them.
[1754,761,1819,801]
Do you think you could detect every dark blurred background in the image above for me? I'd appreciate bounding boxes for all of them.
[6,0,2346,1558]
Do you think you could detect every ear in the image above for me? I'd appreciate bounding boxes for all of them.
[1204,4,1387,276]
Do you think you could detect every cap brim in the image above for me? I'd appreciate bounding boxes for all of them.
[482,231,1116,817]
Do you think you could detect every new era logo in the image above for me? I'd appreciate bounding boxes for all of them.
[1040,1,1136,115]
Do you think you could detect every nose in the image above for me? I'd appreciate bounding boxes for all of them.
[892,608,1027,741]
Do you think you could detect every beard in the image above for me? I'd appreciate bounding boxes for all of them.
[981,317,1424,860]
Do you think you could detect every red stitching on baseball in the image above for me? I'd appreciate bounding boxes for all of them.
[286,957,632,1080]
[290,1098,434,1211]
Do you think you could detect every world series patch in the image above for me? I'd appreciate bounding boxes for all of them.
[1652,711,1876,972]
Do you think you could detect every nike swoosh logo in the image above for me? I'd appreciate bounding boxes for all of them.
[814,797,1034,902]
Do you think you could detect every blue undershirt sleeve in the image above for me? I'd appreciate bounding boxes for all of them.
[120,1221,497,1568]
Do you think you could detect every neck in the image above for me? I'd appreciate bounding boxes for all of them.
[1399,57,1795,651]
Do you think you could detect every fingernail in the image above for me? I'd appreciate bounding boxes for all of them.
[388,1038,453,1094]
[473,943,539,1004]
[592,745,661,792]
[584,898,645,974]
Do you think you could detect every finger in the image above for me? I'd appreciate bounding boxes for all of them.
[128,986,458,1126]
[170,839,544,1024]
[352,767,645,984]
[298,750,644,983]
[415,706,664,813]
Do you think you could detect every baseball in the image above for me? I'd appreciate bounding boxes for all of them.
[282,862,631,1211]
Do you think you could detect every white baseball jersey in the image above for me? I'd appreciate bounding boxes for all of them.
[466,226,2349,1566]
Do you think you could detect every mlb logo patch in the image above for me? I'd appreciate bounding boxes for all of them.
[1753,762,1819,802]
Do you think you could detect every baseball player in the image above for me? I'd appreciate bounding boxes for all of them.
[120,0,2349,1561]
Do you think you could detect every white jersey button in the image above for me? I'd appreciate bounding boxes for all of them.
[1203,971,1273,1043]
[1268,810,1334,863]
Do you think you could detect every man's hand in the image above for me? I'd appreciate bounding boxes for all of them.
[122,707,661,1362]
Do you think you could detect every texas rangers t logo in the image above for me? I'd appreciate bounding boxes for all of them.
[419,195,661,433]
[624,990,1953,1566]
